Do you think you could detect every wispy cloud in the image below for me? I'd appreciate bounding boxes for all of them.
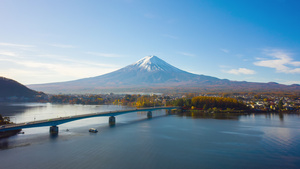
[236,54,243,58]
[60,57,116,67]
[254,49,300,73]
[86,52,122,58]
[0,42,34,48]
[50,44,75,48]
[225,68,256,75]
[0,58,57,69]
[162,34,178,40]
[220,48,229,53]
[36,54,118,67]
[0,42,121,84]
[179,52,195,57]
[0,51,17,57]
[0,56,118,84]
[281,81,300,85]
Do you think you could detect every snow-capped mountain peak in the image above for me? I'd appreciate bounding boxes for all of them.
[131,55,182,72]
[27,55,300,94]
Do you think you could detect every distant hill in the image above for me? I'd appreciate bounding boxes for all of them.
[0,77,42,101]
[28,56,300,94]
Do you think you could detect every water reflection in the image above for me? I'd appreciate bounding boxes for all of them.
[261,125,297,154]
[178,111,241,120]
[0,140,8,149]
[49,133,58,140]
[1,104,300,169]
[0,103,131,123]
[279,113,284,122]
[0,103,35,115]
[178,110,300,122]
[0,138,31,150]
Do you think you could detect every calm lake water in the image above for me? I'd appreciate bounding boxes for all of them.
[0,103,300,169]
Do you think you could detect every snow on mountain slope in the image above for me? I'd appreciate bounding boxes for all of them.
[82,55,220,85]
[130,55,183,72]
[27,55,299,94]
[28,55,224,93]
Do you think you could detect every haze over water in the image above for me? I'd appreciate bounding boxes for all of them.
[0,103,300,169]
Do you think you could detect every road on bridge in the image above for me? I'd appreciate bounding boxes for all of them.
[0,107,179,132]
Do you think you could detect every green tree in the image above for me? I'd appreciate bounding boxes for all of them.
[203,104,207,110]
[0,114,10,125]
[176,98,185,107]
[278,99,283,110]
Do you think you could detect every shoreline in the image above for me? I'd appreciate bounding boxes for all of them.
[0,129,21,139]
[180,109,300,114]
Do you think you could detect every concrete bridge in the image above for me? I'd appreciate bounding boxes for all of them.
[0,107,178,134]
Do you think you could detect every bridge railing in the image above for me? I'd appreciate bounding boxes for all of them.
[0,106,179,131]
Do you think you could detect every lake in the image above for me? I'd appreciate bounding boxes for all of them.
[0,103,300,169]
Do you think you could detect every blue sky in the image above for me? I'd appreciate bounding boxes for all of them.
[0,0,300,85]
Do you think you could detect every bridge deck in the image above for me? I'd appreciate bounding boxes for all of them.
[0,107,178,132]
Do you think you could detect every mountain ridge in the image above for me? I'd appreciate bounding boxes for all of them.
[0,77,42,100]
[27,56,300,94]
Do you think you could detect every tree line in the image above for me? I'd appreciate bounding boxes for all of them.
[0,114,11,125]
[171,96,248,110]
[49,95,105,104]
[47,94,248,110]
[113,94,163,107]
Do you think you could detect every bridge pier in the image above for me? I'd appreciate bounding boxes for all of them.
[109,116,116,126]
[49,126,59,134]
[147,111,152,118]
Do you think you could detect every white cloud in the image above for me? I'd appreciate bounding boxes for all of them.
[1,66,117,85]
[179,52,195,57]
[225,68,256,75]
[236,54,244,57]
[281,81,300,85]
[50,44,75,48]
[0,42,34,48]
[290,61,300,66]
[254,49,300,73]
[57,57,117,67]
[0,58,56,69]
[0,51,17,57]
[0,57,118,84]
[0,55,117,69]
[220,49,229,53]
[282,81,300,85]
[86,52,122,58]
[0,42,122,84]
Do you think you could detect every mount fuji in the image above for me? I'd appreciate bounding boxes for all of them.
[91,55,223,85]
[28,56,300,94]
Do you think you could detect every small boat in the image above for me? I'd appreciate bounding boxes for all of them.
[89,128,98,133]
